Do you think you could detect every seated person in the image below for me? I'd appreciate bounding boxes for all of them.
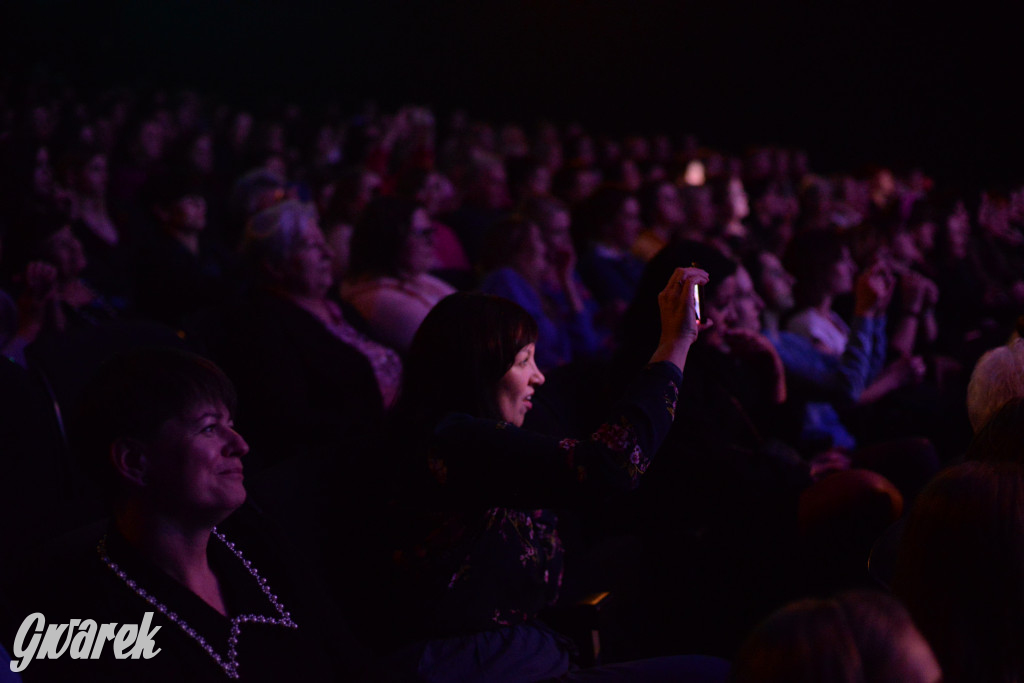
[965,338,1024,434]
[479,215,602,371]
[206,200,395,472]
[341,197,455,354]
[1,348,360,681]
[575,186,646,328]
[374,266,709,680]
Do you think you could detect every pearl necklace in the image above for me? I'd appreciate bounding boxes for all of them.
[97,529,298,680]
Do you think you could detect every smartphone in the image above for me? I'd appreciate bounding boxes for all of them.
[691,261,705,324]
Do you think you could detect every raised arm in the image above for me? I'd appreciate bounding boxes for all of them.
[429,267,708,508]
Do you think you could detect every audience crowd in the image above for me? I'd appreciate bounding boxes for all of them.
[2,73,1023,681]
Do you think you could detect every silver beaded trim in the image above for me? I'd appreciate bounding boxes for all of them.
[97,529,298,680]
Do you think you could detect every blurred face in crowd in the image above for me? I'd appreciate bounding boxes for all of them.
[400,208,436,276]
[190,134,215,175]
[33,146,54,197]
[138,120,165,162]
[174,195,207,234]
[728,177,750,220]
[610,197,643,250]
[514,223,548,282]
[496,343,545,427]
[282,215,334,298]
[79,154,108,196]
[757,252,796,313]
[541,208,574,257]
[620,159,643,192]
[946,201,971,259]
[707,266,765,336]
[527,166,552,197]
[417,172,455,216]
[827,246,857,296]
[657,182,685,226]
[732,267,765,332]
[891,229,924,266]
[231,112,254,147]
[325,223,354,281]
[45,225,88,280]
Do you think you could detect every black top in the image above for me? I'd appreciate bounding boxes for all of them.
[1,505,366,682]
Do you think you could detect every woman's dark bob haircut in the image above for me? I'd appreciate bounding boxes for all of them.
[348,196,423,279]
[73,347,238,497]
[397,292,538,428]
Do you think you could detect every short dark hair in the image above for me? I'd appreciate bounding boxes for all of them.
[616,240,736,370]
[395,292,538,430]
[73,347,237,498]
[480,214,537,273]
[783,228,849,309]
[348,196,423,278]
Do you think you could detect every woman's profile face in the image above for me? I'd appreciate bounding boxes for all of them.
[496,343,545,426]
[45,225,87,279]
[142,401,249,520]
[400,208,437,276]
[515,224,548,281]
[611,198,643,250]
[282,216,334,297]
[827,247,857,296]
[657,183,685,226]
[79,154,108,196]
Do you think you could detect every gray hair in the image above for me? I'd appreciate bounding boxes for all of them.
[967,338,1024,432]
[242,199,318,272]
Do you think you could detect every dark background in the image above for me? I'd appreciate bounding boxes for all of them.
[4,1,1023,194]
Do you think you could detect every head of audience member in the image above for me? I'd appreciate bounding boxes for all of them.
[744,250,796,318]
[939,199,972,262]
[125,114,167,166]
[60,143,109,200]
[978,190,1022,246]
[480,215,547,287]
[893,460,1024,683]
[603,157,643,192]
[393,167,455,218]
[74,347,247,524]
[520,195,575,277]
[551,162,601,206]
[784,228,857,310]
[731,591,940,683]
[228,168,289,240]
[904,200,937,261]
[397,292,541,433]
[711,175,750,224]
[680,184,716,235]
[505,156,552,204]
[638,180,685,234]
[965,338,1024,433]
[11,208,86,288]
[243,199,333,300]
[348,197,433,281]
[322,165,381,224]
[149,170,207,241]
[574,185,642,252]
[462,154,511,210]
[617,240,737,367]
[177,131,215,177]
[966,396,1024,463]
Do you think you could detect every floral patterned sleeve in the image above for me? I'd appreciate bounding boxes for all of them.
[427,361,683,509]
